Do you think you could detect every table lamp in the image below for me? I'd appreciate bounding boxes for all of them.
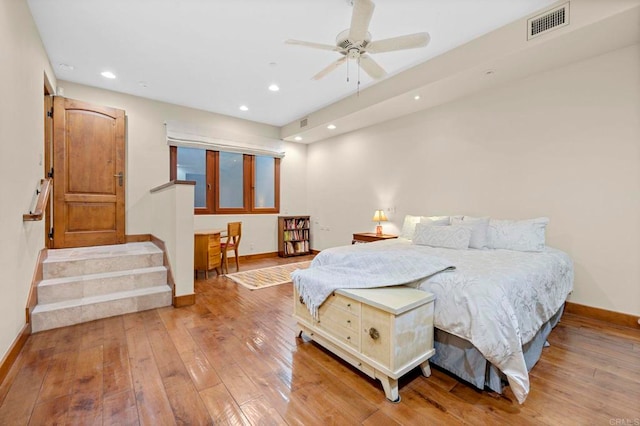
[372,209,388,236]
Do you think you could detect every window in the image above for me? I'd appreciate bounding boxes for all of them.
[170,146,280,214]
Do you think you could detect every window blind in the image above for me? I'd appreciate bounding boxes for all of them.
[165,121,285,158]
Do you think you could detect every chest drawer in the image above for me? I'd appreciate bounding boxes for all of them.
[319,303,359,332]
[194,231,222,275]
[316,318,359,350]
[322,292,361,316]
[208,234,220,249]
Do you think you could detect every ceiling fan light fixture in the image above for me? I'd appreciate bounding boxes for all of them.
[285,0,428,81]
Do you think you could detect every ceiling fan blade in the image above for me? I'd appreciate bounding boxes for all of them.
[349,0,375,42]
[285,39,339,51]
[312,57,347,80]
[367,32,431,54]
[359,54,386,79]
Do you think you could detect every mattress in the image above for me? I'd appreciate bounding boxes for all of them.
[301,238,574,403]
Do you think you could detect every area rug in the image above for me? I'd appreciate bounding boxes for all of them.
[225,261,312,290]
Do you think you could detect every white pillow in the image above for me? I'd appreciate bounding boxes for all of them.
[399,215,421,239]
[421,216,450,225]
[413,223,472,250]
[399,215,449,240]
[487,217,549,252]
[451,216,489,249]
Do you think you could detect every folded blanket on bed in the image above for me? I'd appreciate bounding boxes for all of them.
[291,246,455,318]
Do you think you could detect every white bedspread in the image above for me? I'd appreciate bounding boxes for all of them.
[296,239,573,404]
[291,244,455,318]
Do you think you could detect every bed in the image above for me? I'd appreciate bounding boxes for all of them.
[292,216,574,404]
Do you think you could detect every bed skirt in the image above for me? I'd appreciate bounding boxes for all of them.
[430,304,565,394]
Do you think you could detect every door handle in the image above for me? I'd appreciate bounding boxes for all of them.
[114,172,123,186]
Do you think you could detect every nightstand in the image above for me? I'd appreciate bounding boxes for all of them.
[352,233,398,244]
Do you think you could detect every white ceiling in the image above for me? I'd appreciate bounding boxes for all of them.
[28,0,557,127]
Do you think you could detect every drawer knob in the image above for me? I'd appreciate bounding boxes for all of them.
[299,296,305,305]
[347,320,351,324]
[347,303,351,307]
[368,327,380,340]
[346,336,351,340]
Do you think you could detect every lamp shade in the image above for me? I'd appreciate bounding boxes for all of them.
[372,209,388,223]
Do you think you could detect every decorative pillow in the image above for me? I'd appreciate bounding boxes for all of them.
[399,215,421,239]
[421,215,450,225]
[487,217,549,252]
[399,215,449,240]
[451,216,490,249]
[413,223,472,250]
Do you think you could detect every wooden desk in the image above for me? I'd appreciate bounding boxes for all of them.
[194,229,223,278]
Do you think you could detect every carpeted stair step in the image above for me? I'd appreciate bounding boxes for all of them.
[43,242,164,279]
[31,285,172,333]
[37,266,167,304]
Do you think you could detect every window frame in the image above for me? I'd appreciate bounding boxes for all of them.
[170,146,280,215]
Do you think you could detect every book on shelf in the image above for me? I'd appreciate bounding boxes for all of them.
[283,229,309,241]
[284,218,310,230]
[284,240,310,255]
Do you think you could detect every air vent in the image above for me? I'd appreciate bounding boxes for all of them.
[300,118,308,128]
[528,2,569,40]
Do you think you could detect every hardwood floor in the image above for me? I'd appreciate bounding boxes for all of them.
[1,255,638,425]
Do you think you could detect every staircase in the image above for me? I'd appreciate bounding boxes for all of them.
[31,242,172,333]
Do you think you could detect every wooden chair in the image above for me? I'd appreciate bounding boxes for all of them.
[221,221,242,274]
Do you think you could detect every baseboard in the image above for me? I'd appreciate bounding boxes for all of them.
[25,248,47,324]
[564,301,640,329]
[149,235,177,302]
[126,234,152,243]
[0,323,30,386]
[174,293,196,307]
[239,252,279,261]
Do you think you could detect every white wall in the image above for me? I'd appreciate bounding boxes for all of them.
[58,82,308,256]
[0,0,56,359]
[307,44,640,317]
[150,183,194,297]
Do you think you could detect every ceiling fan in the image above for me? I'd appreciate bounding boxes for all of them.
[286,0,430,81]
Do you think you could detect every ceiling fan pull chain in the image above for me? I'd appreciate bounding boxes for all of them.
[357,57,361,96]
[346,57,350,82]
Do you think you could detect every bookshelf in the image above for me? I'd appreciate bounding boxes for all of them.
[278,215,311,257]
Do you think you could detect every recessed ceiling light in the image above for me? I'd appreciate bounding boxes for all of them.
[485,69,495,76]
[58,63,74,71]
[101,71,116,79]
[414,95,421,100]
[239,105,249,111]
[138,81,148,88]
[294,136,302,141]
[268,84,280,92]
[327,124,336,130]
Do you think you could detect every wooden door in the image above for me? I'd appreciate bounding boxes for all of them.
[52,97,125,248]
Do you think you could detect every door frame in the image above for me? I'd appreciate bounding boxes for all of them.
[43,82,54,248]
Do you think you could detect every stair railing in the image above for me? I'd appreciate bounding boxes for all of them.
[23,178,52,221]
